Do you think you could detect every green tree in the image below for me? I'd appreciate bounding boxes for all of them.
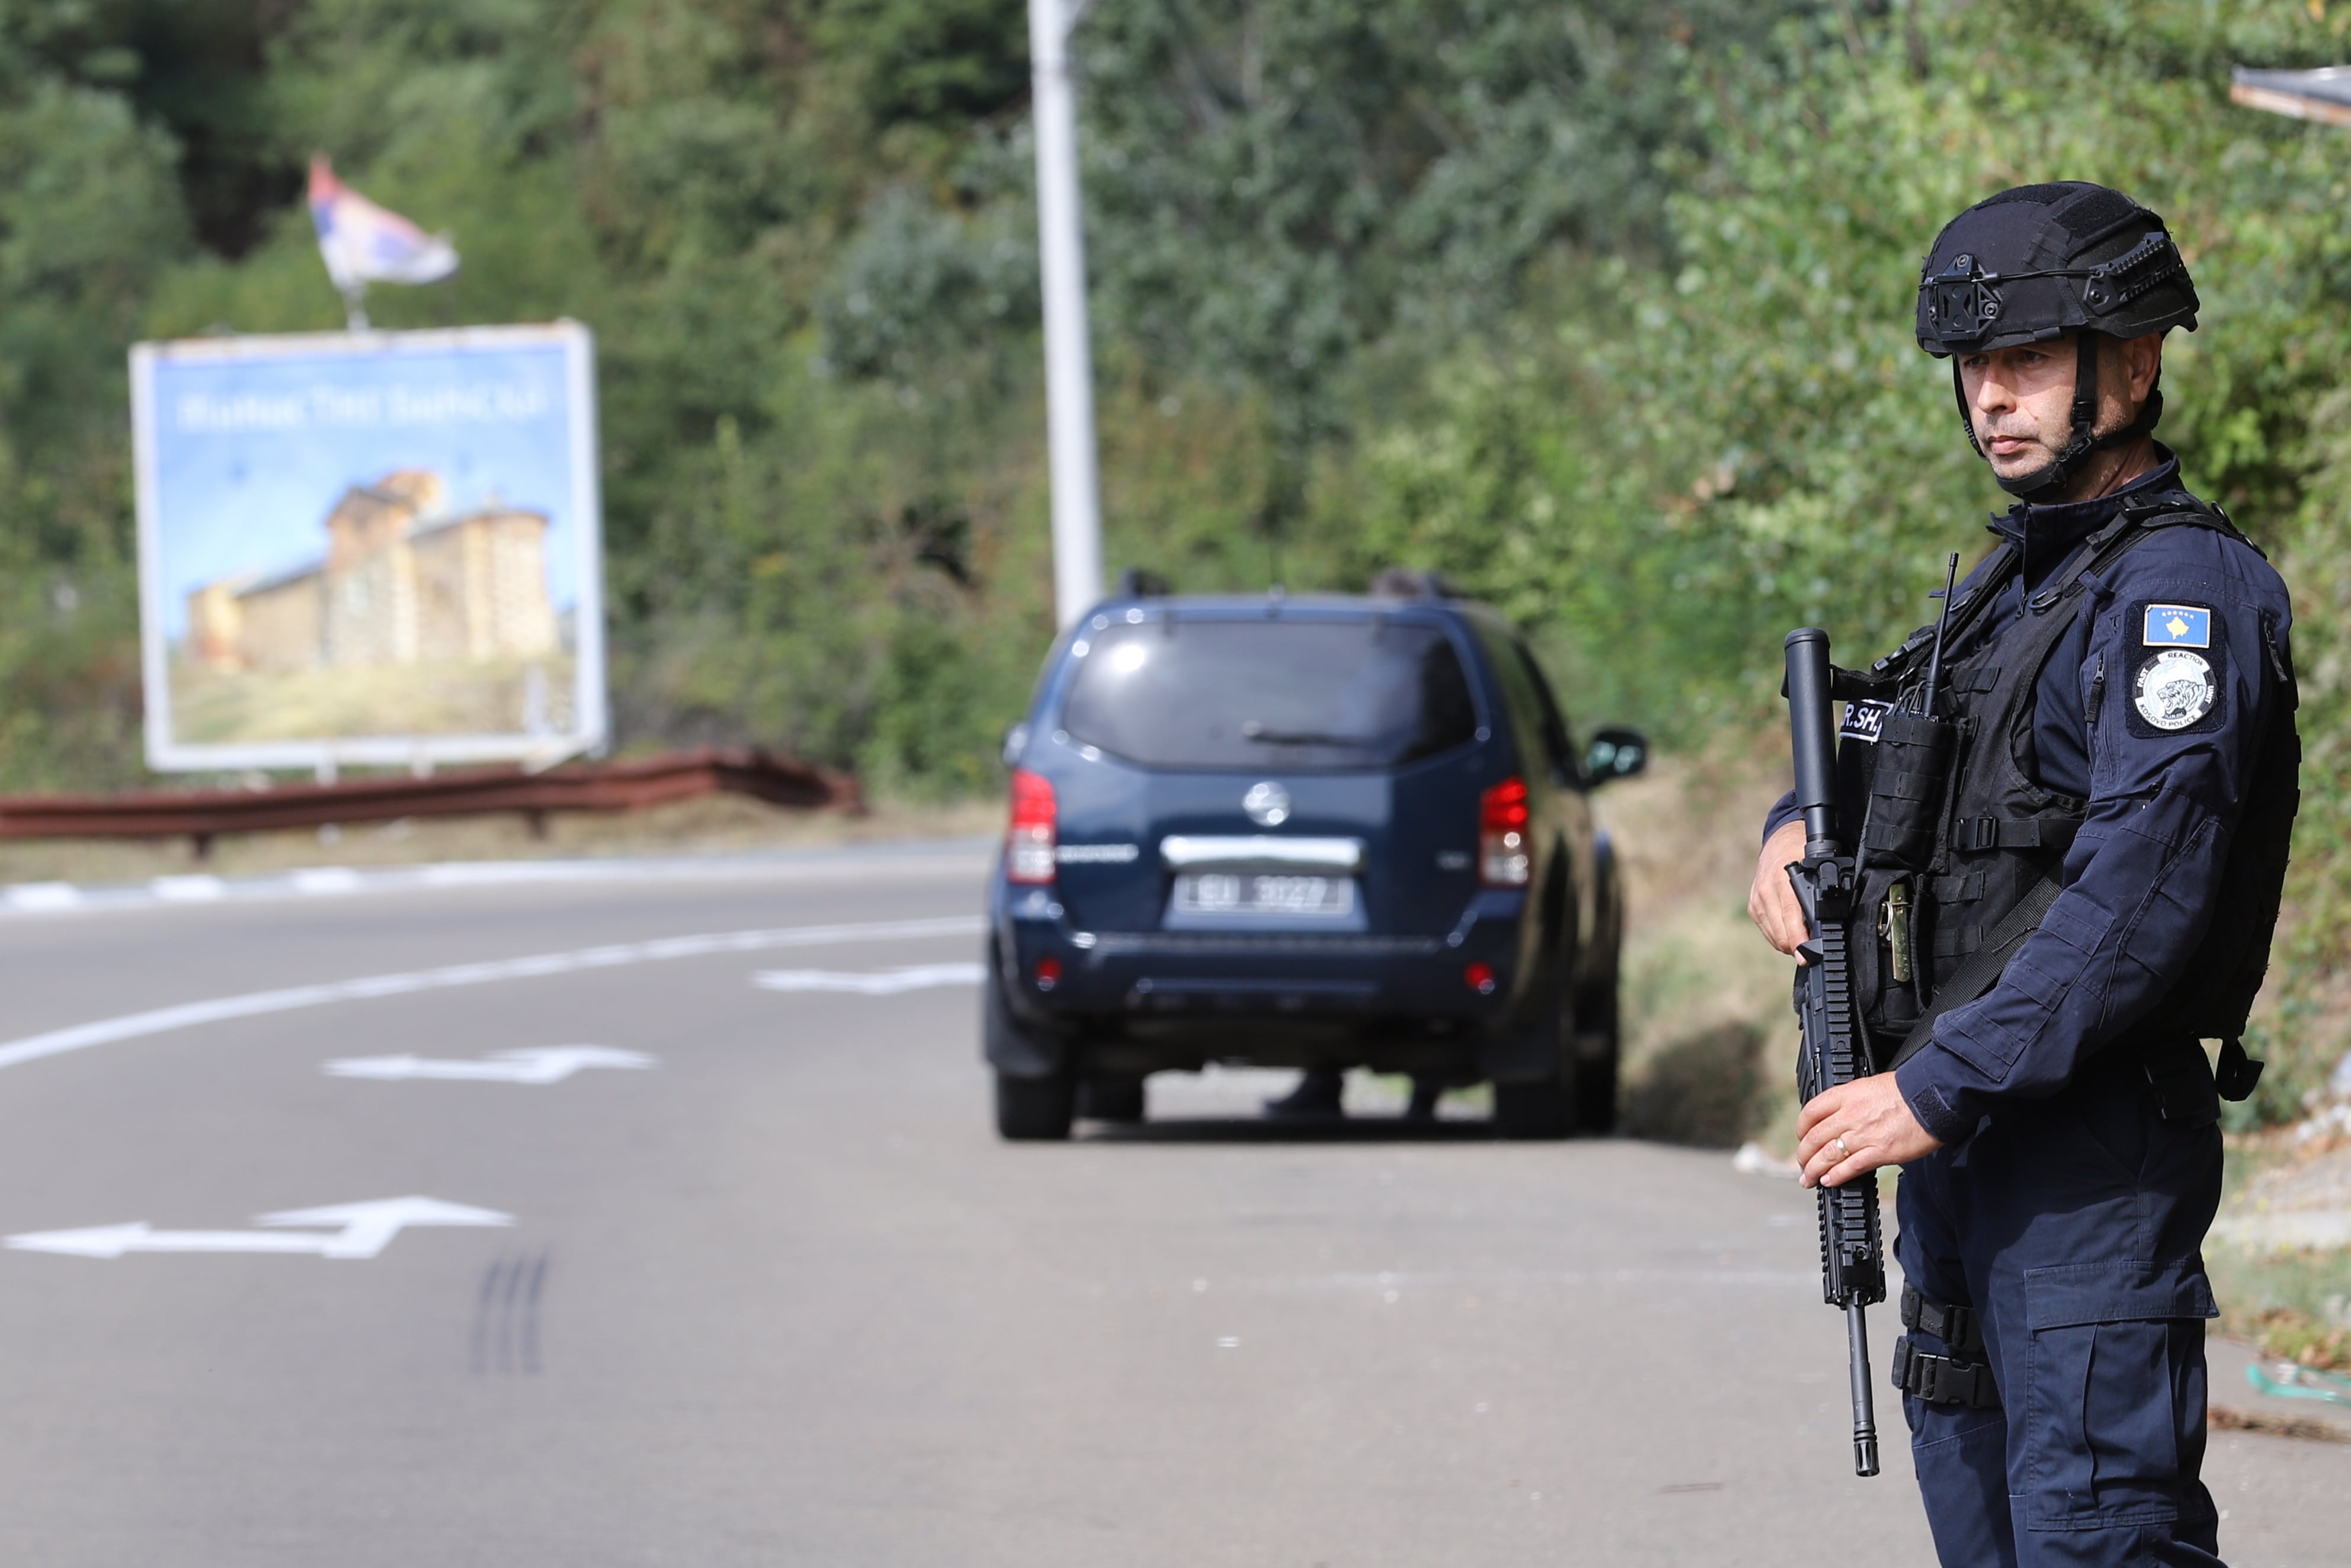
[1361,0,2351,1114]
[0,44,192,790]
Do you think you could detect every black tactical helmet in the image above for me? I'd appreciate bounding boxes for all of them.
[1916,182,2199,497]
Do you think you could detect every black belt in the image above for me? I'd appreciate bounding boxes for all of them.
[1892,1285,2001,1409]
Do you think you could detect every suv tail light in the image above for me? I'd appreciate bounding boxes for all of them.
[1007,768,1058,883]
[1479,776,1531,886]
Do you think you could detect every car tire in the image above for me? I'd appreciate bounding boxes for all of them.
[986,963,1074,1140]
[1492,974,1574,1140]
[1078,1077,1146,1123]
[1573,980,1620,1135]
[1574,1050,1619,1134]
[995,1071,1076,1140]
[1493,1075,1572,1139]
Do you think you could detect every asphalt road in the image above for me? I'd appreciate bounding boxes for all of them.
[1,844,2343,1566]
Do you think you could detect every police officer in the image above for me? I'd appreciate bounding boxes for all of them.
[1747,182,2299,1566]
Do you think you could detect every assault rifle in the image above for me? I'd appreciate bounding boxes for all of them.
[1783,627,1886,1479]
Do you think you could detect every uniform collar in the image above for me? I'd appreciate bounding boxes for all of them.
[1987,446,2181,586]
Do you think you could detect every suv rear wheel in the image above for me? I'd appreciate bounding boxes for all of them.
[1572,971,1621,1134]
[1493,1075,1571,1139]
[996,1072,1077,1140]
[1492,976,1575,1140]
[986,963,1075,1141]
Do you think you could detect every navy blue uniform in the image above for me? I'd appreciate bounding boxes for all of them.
[1767,450,2294,1566]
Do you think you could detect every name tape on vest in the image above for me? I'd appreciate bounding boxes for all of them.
[1840,698,1891,743]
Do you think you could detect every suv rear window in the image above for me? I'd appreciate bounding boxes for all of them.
[1059,617,1478,771]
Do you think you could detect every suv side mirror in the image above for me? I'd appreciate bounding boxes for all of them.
[1584,726,1647,785]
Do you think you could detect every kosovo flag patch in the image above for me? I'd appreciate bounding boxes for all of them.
[2142,604,2212,649]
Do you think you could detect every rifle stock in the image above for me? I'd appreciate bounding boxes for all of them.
[1783,628,1886,1479]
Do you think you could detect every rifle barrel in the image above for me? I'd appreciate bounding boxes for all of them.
[1784,629,1838,852]
[1847,1301,1881,1477]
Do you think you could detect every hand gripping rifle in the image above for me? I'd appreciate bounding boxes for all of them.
[1783,627,1886,1479]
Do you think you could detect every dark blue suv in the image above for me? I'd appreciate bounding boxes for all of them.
[982,583,1645,1140]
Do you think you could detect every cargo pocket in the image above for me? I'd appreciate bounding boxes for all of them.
[2022,1261,2216,1532]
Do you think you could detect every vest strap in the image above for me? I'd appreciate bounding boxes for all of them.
[1901,1283,1988,1358]
[1891,1335,2001,1409]
[1857,543,2020,691]
[1873,769,1945,803]
[2141,1037,2221,1127]
[2215,1038,2266,1102]
[1949,815,2082,852]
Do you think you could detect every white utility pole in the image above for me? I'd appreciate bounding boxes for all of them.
[1028,0,1106,630]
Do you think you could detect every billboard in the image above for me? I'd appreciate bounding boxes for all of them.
[130,323,606,771]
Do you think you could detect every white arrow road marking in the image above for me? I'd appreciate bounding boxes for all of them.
[325,1046,657,1084]
[0,913,982,1073]
[750,961,986,996]
[7,1196,514,1260]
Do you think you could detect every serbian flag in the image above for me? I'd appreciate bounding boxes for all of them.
[308,155,459,290]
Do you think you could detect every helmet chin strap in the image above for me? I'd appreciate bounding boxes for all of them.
[1952,333,2161,500]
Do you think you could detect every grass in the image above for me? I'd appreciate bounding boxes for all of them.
[1594,739,1799,1150]
[2208,1240,2351,1370]
[2211,1131,2351,1368]
[169,655,581,743]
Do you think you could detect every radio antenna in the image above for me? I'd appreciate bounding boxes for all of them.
[1920,553,1961,719]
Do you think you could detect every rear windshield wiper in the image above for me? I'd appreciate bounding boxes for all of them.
[1241,722,1369,746]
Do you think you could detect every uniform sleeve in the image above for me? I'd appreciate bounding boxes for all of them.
[1763,790,1799,842]
[1895,552,2291,1141]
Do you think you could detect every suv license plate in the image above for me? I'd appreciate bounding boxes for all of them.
[1171,873,1356,919]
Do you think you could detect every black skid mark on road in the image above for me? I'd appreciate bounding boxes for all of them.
[470,1249,550,1376]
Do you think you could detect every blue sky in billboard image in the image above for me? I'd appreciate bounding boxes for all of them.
[150,339,578,640]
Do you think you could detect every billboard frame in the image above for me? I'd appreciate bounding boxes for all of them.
[130,320,607,774]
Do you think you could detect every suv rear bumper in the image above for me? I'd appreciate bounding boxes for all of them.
[989,877,1539,1075]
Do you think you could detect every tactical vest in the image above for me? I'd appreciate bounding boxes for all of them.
[1831,492,2300,1079]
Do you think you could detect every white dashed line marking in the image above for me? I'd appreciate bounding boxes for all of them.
[323,1046,658,1083]
[4,883,81,911]
[749,962,986,995]
[149,875,226,902]
[0,839,994,920]
[0,914,983,1072]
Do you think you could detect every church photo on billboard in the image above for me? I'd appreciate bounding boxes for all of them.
[131,323,606,772]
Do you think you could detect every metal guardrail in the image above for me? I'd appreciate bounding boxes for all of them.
[0,748,860,854]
